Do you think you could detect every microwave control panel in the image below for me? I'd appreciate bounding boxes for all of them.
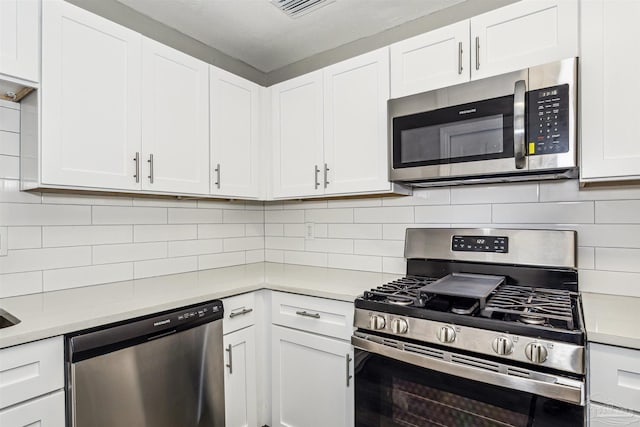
[527,84,569,156]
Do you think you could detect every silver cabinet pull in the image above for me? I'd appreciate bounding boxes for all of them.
[475,36,480,70]
[225,343,233,374]
[214,163,221,189]
[314,165,320,189]
[133,152,140,183]
[324,163,330,188]
[147,153,154,184]
[229,308,253,318]
[458,41,463,75]
[296,310,320,319]
[513,79,527,170]
[346,354,353,387]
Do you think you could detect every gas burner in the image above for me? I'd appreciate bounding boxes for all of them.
[362,276,435,306]
[519,314,547,325]
[451,299,479,315]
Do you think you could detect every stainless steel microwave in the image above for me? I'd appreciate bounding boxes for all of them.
[388,58,578,186]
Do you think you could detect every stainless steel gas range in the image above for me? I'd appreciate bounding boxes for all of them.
[352,228,585,427]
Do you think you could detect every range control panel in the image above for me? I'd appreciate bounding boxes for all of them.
[527,84,570,156]
[452,235,508,253]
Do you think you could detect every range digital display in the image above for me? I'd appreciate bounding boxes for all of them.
[452,235,508,253]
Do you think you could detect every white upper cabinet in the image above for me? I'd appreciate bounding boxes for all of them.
[141,38,210,195]
[41,0,142,190]
[580,0,640,182]
[210,67,261,198]
[0,0,39,83]
[271,70,324,198]
[470,0,578,80]
[390,20,470,98]
[323,48,390,195]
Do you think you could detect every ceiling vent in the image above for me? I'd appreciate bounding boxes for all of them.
[270,0,336,18]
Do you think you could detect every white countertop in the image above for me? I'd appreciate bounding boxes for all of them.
[0,262,400,349]
[582,292,640,350]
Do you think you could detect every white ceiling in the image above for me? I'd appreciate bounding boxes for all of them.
[116,0,464,72]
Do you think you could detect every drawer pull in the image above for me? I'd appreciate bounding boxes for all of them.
[346,354,353,387]
[296,310,320,319]
[225,344,233,374]
[229,308,253,318]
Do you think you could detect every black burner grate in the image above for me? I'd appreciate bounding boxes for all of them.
[363,276,435,306]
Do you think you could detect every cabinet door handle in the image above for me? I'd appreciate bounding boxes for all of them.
[147,153,154,184]
[214,163,221,189]
[229,308,253,318]
[133,152,140,183]
[458,41,463,75]
[324,163,330,188]
[296,310,320,319]
[475,36,480,71]
[225,343,233,374]
[346,353,353,387]
[314,165,320,189]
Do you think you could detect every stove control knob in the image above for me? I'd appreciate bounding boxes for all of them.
[390,318,409,334]
[369,315,386,330]
[492,336,514,356]
[525,342,548,364]
[437,325,456,343]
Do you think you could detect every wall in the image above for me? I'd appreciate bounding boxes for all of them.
[264,181,640,298]
[0,100,264,298]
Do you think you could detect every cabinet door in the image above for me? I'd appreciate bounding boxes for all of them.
[141,38,209,195]
[0,390,65,427]
[390,20,470,98]
[224,326,258,427]
[271,71,324,198]
[581,0,640,182]
[210,67,261,198]
[41,0,142,190]
[0,0,39,82]
[272,325,353,427]
[470,0,578,80]
[323,48,391,195]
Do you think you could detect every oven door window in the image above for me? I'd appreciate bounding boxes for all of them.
[355,350,583,427]
[393,95,514,168]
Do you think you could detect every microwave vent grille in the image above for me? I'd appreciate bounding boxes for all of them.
[270,0,335,18]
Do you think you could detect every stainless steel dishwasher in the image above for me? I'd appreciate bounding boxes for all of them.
[66,299,225,427]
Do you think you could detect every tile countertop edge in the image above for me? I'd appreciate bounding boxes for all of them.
[0,262,399,349]
[581,292,640,351]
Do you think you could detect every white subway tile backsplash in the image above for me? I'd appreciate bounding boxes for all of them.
[41,193,133,206]
[265,209,304,224]
[492,202,594,224]
[135,224,197,242]
[283,200,327,210]
[93,206,167,225]
[265,224,284,236]
[197,224,244,239]
[284,250,328,267]
[305,238,353,254]
[0,155,19,179]
[382,223,445,240]
[314,223,328,238]
[223,209,263,223]
[451,183,539,204]
[354,239,404,257]
[93,242,167,264]
[0,203,91,226]
[328,253,382,272]
[265,249,284,263]
[578,247,595,270]
[574,224,640,248]
[540,180,640,202]
[0,106,20,132]
[246,249,265,263]
[305,208,353,223]
[327,198,382,208]
[245,223,264,237]
[383,188,450,206]
[44,225,132,247]
[8,227,41,249]
[44,263,133,292]
[354,207,413,223]
[415,204,491,223]
[133,198,198,208]
[168,208,222,224]
[0,271,42,298]
[198,251,246,270]
[596,201,640,224]
[284,223,305,237]
[580,270,640,298]
[595,248,640,273]
[245,202,264,211]
[198,200,245,209]
[265,236,304,251]
[328,224,382,240]
[134,256,198,279]
[0,131,19,156]
[223,237,264,252]
[0,246,91,274]
[168,239,223,257]
[0,179,41,203]
[383,257,406,275]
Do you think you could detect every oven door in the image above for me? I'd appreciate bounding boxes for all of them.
[353,333,585,427]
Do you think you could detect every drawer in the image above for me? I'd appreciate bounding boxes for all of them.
[271,291,354,341]
[223,292,256,335]
[589,403,640,427]
[0,336,64,410]
[0,390,65,427]
[589,343,640,413]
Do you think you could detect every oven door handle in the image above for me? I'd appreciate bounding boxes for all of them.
[514,79,527,170]
[352,334,584,405]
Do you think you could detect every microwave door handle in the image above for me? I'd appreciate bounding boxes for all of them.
[514,79,527,170]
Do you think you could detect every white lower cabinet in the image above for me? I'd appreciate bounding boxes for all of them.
[589,403,640,426]
[0,391,65,427]
[224,326,258,427]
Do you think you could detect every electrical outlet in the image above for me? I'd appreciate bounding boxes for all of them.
[305,223,315,240]
[0,227,7,256]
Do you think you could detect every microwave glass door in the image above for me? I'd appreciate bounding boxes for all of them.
[393,95,514,169]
